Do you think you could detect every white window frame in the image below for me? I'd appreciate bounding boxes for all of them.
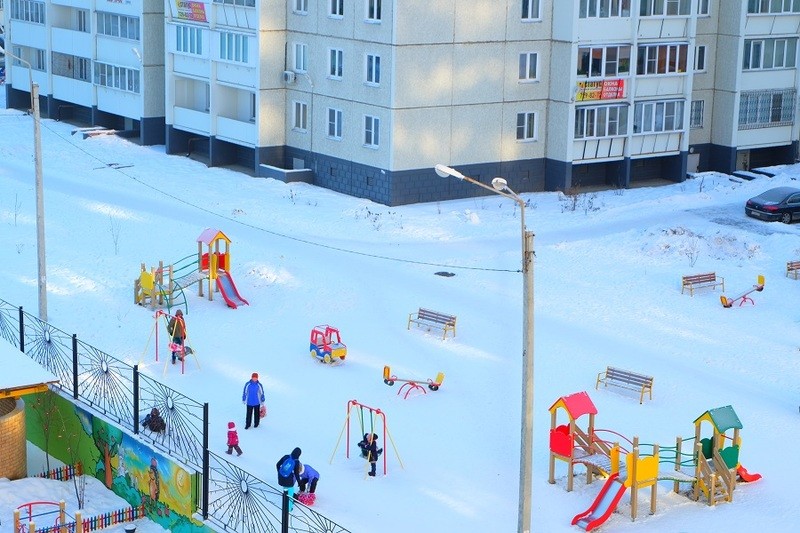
[690,100,704,128]
[694,45,706,72]
[640,0,691,16]
[577,45,632,78]
[521,0,541,20]
[636,43,689,75]
[574,105,629,139]
[177,25,203,55]
[747,0,800,14]
[293,100,308,131]
[330,0,344,17]
[633,100,685,133]
[76,9,88,32]
[94,62,141,94]
[97,12,140,41]
[366,0,382,22]
[364,115,380,147]
[743,38,798,70]
[697,0,710,15]
[366,53,381,85]
[519,52,539,81]
[293,0,308,14]
[220,32,249,64]
[579,0,631,18]
[250,93,256,122]
[329,48,343,79]
[294,43,308,72]
[328,108,343,139]
[34,49,47,71]
[516,112,537,141]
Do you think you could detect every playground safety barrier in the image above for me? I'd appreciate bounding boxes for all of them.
[0,297,351,533]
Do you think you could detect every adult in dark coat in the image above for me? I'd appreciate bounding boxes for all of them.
[167,309,187,364]
[276,447,303,510]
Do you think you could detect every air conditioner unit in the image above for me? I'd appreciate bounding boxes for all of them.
[282,70,296,83]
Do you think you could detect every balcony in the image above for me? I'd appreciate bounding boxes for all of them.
[173,106,211,135]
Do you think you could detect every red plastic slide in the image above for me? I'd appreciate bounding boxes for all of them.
[216,272,249,309]
[736,465,762,482]
[571,473,628,532]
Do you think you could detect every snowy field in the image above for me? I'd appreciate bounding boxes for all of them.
[1,88,799,533]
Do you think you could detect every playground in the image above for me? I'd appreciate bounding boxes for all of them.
[3,103,800,533]
[548,392,762,531]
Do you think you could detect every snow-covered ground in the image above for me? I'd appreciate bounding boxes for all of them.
[1,88,799,533]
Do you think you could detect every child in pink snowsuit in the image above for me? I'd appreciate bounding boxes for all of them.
[226,422,243,456]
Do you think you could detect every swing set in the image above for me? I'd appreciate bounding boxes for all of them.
[141,310,199,375]
[330,399,403,477]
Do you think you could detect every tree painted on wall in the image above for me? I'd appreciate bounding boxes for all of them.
[92,417,124,489]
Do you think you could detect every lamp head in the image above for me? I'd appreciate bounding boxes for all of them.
[435,164,465,180]
[491,177,509,191]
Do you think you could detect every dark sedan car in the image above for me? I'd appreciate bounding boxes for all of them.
[745,186,800,223]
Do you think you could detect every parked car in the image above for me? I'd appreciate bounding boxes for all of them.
[745,186,800,223]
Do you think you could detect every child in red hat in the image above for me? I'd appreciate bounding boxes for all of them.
[226,421,242,456]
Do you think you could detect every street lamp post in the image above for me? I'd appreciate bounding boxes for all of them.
[435,164,534,533]
[1,46,47,321]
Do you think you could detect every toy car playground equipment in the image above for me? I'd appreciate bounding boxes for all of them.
[134,228,248,311]
[310,325,347,364]
[720,275,764,308]
[330,399,404,476]
[382,365,444,399]
[547,392,761,532]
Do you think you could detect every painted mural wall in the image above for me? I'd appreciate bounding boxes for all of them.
[24,390,212,532]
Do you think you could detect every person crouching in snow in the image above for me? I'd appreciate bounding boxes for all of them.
[297,463,319,505]
[226,422,242,456]
[357,433,382,477]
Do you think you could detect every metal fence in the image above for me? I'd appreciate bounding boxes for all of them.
[0,298,350,533]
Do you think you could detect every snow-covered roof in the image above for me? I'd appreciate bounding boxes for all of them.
[0,340,59,395]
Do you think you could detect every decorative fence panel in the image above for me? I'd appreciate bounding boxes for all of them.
[1,298,350,533]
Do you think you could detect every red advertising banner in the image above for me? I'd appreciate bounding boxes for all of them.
[575,79,626,102]
[175,0,208,23]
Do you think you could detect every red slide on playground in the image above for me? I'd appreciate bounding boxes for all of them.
[571,472,628,532]
[737,465,762,482]
[216,271,249,309]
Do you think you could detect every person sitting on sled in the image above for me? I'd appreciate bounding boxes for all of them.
[141,408,166,433]
[357,433,382,477]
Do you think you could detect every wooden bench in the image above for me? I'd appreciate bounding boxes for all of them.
[681,272,724,296]
[407,308,456,340]
[596,367,653,404]
[787,261,800,279]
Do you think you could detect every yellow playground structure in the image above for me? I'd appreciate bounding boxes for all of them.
[548,392,761,531]
[134,228,249,313]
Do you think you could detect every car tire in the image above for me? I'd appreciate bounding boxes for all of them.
[781,213,792,224]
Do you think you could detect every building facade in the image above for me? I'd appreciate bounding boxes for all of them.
[3,0,165,145]
[4,1,800,205]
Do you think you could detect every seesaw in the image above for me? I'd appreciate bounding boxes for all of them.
[383,365,444,399]
[720,275,764,308]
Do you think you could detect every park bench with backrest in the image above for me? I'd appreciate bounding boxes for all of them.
[786,261,800,279]
[681,272,724,296]
[596,366,653,404]
[407,308,457,340]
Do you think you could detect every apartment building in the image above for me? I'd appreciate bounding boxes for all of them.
[3,0,165,145]
[5,1,800,205]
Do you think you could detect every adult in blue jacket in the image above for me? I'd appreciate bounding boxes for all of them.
[242,372,265,429]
